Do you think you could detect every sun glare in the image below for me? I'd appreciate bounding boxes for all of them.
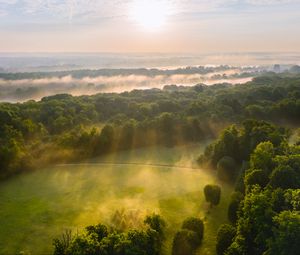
[130,0,171,31]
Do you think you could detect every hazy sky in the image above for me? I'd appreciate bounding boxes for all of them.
[0,0,300,53]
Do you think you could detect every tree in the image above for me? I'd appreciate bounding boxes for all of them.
[271,188,286,213]
[238,120,286,161]
[144,214,166,238]
[241,120,286,156]
[118,121,136,150]
[227,187,274,255]
[0,125,28,178]
[67,234,99,255]
[85,224,108,242]
[269,165,298,189]
[284,189,300,211]
[267,211,300,255]
[244,169,269,191]
[172,230,199,255]
[181,217,204,244]
[228,192,243,223]
[217,156,237,182]
[95,124,114,154]
[204,184,221,207]
[158,112,176,147]
[216,224,236,255]
[245,105,265,119]
[172,217,204,255]
[53,230,73,255]
[203,125,240,167]
[53,215,166,255]
[249,142,275,175]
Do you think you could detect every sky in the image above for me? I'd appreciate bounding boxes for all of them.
[0,0,300,53]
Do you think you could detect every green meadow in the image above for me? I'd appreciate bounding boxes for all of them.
[0,145,232,255]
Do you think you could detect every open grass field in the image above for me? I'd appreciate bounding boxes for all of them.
[0,145,232,255]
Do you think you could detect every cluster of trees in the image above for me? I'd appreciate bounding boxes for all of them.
[53,214,207,255]
[200,120,300,254]
[199,120,288,183]
[172,217,204,255]
[0,74,299,179]
[53,214,166,255]
[51,180,223,255]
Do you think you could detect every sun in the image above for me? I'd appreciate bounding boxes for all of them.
[130,0,171,31]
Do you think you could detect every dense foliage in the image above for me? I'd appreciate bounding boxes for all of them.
[202,121,300,254]
[204,184,221,207]
[53,214,166,255]
[216,224,236,255]
[172,217,204,255]
[1,74,299,179]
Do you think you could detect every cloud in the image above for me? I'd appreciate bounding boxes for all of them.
[1,0,300,24]
[3,0,130,22]
[0,0,17,3]
[176,0,300,13]
[0,9,7,17]
[246,0,300,5]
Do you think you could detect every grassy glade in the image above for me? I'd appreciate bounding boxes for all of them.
[0,146,232,254]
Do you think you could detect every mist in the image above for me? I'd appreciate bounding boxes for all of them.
[0,69,253,102]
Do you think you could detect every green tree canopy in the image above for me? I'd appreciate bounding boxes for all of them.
[181,217,204,244]
[204,184,221,207]
[267,211,300,255]
[216,224,236,255]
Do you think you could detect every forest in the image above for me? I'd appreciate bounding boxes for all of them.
[0,73,299,254]
[1,73,299,179]
[0,65,259,80]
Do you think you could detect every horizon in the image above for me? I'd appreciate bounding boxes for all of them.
[1,51,300,74]
[1,51,300,54]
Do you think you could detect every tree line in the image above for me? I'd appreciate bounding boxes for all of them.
[199,120,300,254]
[0,74,299,179]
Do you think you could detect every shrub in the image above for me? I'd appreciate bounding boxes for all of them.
[204,184,221,207]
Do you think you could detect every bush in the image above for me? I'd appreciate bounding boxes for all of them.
[144,214,166,238]
[182,217,204,244]
[204,184,221,207]
[172,230,199,255]
[53,215,166,255]
[216,224,236,255]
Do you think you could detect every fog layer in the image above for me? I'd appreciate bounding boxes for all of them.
[0,68,254,102]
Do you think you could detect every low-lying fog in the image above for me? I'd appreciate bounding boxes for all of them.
[0,62,299,102]
[1,52,300,72]
[1,52,300,102]
[0,66,258,102]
